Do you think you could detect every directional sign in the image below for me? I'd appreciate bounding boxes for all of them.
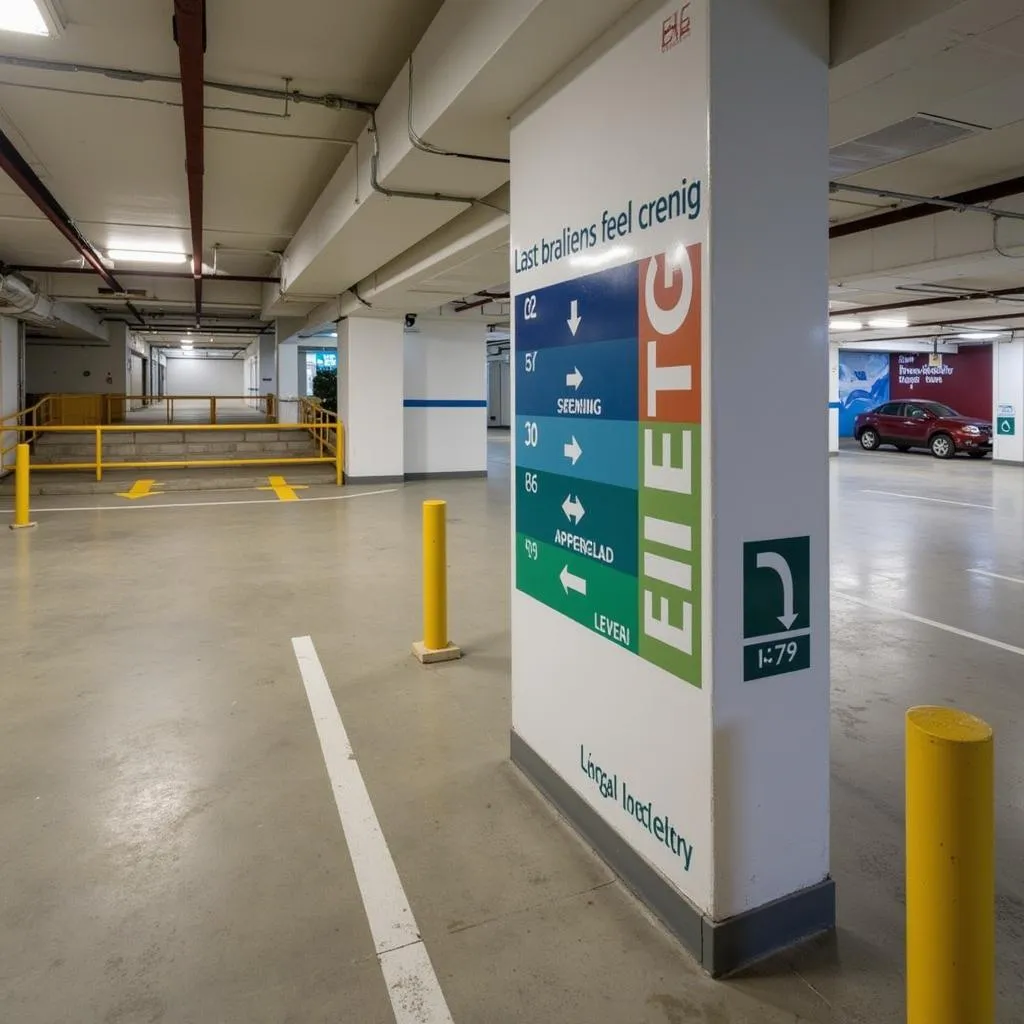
[515,246,704,686]
[742,536,811,681]
[116,479,162,501]
[997,416,1016,436]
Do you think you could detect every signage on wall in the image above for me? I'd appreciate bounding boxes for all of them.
[515,244,703,687]
[742,536,811,681]
[997,416,1016,436]
[314,351,337,371]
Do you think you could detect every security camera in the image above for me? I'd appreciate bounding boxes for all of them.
[404,313,417,329]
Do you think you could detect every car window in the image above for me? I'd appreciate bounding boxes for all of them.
[907,405,929,420]
[920,402,958,418]
[876,402,900,415]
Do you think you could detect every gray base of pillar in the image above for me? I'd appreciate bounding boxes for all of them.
[345,471,489,485]
[510,731,836,978]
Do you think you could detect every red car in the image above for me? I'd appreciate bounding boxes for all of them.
[854,400,993,459]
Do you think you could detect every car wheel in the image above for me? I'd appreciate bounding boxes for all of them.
[930,433,955,459]
[968,451,990,459]
[895,444,911,452]
[859,429,881,451]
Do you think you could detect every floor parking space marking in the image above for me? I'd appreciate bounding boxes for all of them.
[115,479,163,501]
[861,489,995,510]
[258,475,308,501]
[291,636,454,1024]
[834,591,1024,658]
[968,568,1024,586]
[0,488,397,515]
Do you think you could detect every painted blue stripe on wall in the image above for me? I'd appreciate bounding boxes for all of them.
[404,399,487,408]
[828,402,841,409]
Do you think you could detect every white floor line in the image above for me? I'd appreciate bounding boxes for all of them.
[291,636,454,1024]
[0,488,397,515]
[861,488,995,510]
[968,568,1024,586]
[834,592,1024,657]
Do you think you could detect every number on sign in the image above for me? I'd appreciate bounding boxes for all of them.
[524,538,539,561]
[523,295,538,320]
[524,472,538,494]
[524,421,538,447]
[524,351,537,372]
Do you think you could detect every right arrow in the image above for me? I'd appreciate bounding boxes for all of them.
[756,551,798,629]
[561,494,586,525]
[563,436,583,465]
[567,299,582,337]
[559,565,587,596]
[565,366,583,390]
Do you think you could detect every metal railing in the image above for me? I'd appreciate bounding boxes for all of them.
[1,394,343,484]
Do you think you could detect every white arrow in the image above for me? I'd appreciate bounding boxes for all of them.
[566,366,584,390]
[561,494,586,525]
[756,551,799,630]
[559,565,587,596]
[567,299,582,337]
[563,436,583,465]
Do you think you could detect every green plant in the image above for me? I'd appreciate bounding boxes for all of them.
[312,367,337,413]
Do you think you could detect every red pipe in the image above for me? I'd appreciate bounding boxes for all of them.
[173,0,207,324]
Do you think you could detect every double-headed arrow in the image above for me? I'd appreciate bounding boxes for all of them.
[561,494,585,525]
[563,436,583,465]
[559,565,587,596]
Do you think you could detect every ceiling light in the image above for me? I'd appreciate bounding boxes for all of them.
[829,319,863,331]
[957,331,1002,340]
[868,317,909,329]
[107,249,188,264]
[0,0,51,36]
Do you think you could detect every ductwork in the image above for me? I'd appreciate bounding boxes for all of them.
[0,273,43,314]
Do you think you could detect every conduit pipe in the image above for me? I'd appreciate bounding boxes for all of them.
[831,285,1024,318]
[9,265,280,284]
[172,0,207,324]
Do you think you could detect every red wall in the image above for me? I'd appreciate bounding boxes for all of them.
[889,346,993,419]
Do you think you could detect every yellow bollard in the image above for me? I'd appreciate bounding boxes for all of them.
[412,499,462,664]
[10,443,36,530]
[209,396,217,425]
[906,706,994,1024]
[335,421,343,487]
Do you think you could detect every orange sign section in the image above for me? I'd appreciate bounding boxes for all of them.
[638,244,702,425]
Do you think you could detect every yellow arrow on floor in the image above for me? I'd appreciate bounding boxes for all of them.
[116,479,163,501]
[259,475,308,502]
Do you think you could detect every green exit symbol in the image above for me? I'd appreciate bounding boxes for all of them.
[743,536,811,681]
[997,416,1015,436]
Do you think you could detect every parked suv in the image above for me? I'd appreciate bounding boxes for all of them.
[854,400,993,459]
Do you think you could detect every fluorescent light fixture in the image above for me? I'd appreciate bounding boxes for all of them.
[0,0,51,36]
[868,317,909,329]
[179,339,193,347]
[107,249,188,264]
[957,331,1002,340]
[829,319,863,331]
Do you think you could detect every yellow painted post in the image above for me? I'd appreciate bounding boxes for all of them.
[10,443,35,530]
[413,499,462,663]
[335,421,343,486]
[906,706,994,1024]
[95,428,102,482]
[210,397,217,424]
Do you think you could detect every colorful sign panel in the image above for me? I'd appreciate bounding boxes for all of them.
[515,245,703,688]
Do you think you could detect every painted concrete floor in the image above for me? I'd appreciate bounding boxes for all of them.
[1,436,1022,1023]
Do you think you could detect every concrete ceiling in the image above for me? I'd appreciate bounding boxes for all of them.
[0,0,1021,351]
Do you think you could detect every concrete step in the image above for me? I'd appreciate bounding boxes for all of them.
[32,440,321,462]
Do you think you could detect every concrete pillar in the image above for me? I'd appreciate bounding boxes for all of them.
[1,315,22,474]
[829,341,840,454]
[992,337,1023,464]
[509,0,831,976]
[338,317,404,483]
[273,317,305,423]
[107,321,130,394]
[403,320,488,479]
[258,333,277,399]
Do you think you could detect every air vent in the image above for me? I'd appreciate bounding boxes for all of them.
[829,114,985,180]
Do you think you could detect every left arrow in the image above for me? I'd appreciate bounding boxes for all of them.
[756,551,798,629]
[559,565,587,596]
[116,479,161,500]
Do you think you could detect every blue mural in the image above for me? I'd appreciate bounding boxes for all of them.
[838,351,889,436]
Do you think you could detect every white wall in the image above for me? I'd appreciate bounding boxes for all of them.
[404,322,488,476]
[1,316,20,474]
[339,318,404,481]
[276,339,300,422]
[165,355,245,396]
[25,341,124,394]
[993,338,1024,464]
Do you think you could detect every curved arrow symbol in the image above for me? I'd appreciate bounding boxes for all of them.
[1000,419,1014,434]
[756,551,798,630]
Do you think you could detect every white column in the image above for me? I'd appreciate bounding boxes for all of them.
[107,321,130,394]
[829,342,840,454]
[509,0,830,976]
[0,315,21,474]
[338,317,404,482]
[404,320,488,478]
[258,334,277,400]
[993,338,1024,464]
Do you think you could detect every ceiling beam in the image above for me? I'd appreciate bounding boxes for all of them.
[7,264,280,284]
[831,285,1024,317]
[172,0,206,325]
